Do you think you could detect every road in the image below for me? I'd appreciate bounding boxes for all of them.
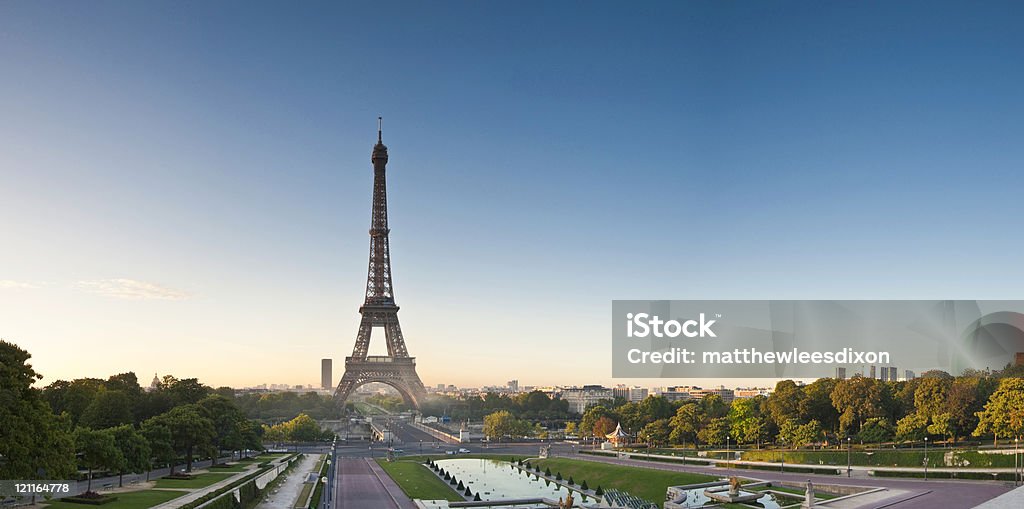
[332,458,417,509]
[291,439,1017,508]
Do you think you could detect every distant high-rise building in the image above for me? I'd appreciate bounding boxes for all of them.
[869,365,876,379]
[613,385,648,402]
[437,383,446,391]
[835,367,847,380]
[507,380,519,393]
[905,370,916,381]
[321,359,332,389]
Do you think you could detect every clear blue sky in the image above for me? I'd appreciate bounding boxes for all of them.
[2,1,1023,389]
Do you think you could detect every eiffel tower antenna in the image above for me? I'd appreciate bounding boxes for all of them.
[334,120,427,410]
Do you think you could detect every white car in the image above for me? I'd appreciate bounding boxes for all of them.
[457,448,471,453]
[445,450,456,455]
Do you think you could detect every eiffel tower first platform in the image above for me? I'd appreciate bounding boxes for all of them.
[334,119,427,410]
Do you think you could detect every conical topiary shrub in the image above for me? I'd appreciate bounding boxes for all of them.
[555,472,562,481]
[545,467,552,476]
[568,476,574,485]
[444,472,451,480]
[534,465,540,473]
[595,486,604,496]
[457,480,464,490]
[464,487,472,497]
[450,476,458,485]
[581,480,589,491]
[474,493,481,501]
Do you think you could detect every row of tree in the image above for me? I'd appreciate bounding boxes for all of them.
[421,391,573,424]
[572,370,1024,449]
[261,413,334,443]
[1,341,264,488]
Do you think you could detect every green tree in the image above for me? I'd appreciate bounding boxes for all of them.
[80,389,134,429]
[669,403,705,448]
[198,395,246,463]
[75,428,125,494]
[831,376,886,434]
[638,419,671,447]
[974,377,1024,445]
[109,425,151,487]
[143,404,214,472]
[141,420,176,473]
[579,406,613,439]
[793,420,824,448]
[564,422,578,436]
[928,413,956,443]
[767,380,804,428]
[895,413,928,442]
[287,414,323,442]
[778,419,801,448]
[484,410,519,441]
[732,417,768,448]
[913,377,951,420]
[799,378,840,433]
[164,378,211,406]
[701,394,728,419]
[857,417,894,444]
[697,416,730,446]
[0,341,77,480]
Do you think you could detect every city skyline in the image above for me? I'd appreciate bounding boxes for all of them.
[4,2,1024,389]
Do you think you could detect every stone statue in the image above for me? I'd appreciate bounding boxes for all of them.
[802,479,815,508]
[559,492,575,508]
[728,476,741,496]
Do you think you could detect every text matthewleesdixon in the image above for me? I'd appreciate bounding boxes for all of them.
[623,313,890,366]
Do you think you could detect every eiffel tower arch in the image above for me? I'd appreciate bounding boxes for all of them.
[335,119,427,411]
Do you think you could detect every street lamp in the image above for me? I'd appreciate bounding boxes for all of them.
[923,436,929,481]
[726,435,731,472]
[1015,438,1019,487]
[847,437,852,477]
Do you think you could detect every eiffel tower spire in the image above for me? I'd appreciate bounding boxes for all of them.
[366,116,394,305]
[335,119,426,410]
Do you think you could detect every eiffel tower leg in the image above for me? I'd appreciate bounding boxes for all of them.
[334,359,427,410]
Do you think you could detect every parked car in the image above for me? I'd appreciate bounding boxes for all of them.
[457,448,471,453]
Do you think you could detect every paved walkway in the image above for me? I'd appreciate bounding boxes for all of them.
[150,466,260,509]
[333,458,417,509]
[254,454,318,509]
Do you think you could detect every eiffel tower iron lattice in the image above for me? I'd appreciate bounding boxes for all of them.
[334,119,427,410]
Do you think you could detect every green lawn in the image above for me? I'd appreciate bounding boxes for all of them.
[532,457,716,506]
[376,459,464,502]
[207,463,251,472]
[153,472,236,489]
[45,489,188,509]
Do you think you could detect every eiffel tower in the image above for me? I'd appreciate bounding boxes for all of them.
[335,119,427,410]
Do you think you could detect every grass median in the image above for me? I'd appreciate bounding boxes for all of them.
[153,472,236,489]
[376,458,464,502]
[44,489,188,509]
